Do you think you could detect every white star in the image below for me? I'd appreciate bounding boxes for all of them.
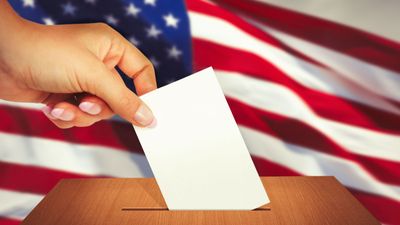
[22,0,35,8]
[149,56,160,68]
[105,14,119,26]
[126,3,141,17]
[167,46,182,60]
[146,25,162,39]
[42,17,55,25]
[85,0,96,5]
[163,13,179,29]
[129,36,140,46]
[62,2,77,16]
[144,0,156,6]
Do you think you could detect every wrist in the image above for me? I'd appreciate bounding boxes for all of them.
[0,1,41,77]
[0,1,26,36]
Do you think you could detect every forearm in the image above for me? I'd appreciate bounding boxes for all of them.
[0,1,32,69]
[0,1,26,39]
[0,1,34,101]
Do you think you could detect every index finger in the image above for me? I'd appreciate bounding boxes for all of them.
[118,37,157,96]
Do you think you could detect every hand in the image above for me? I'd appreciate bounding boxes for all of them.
[0,1,156,128]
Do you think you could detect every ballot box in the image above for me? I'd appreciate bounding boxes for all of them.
[21,176,379,225]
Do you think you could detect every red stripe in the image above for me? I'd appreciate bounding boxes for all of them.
[1,99,399,186]
[1,162,397,225]
[0,105,144,154]
[1,93,399,185]
[252,156,299,177]
[252,157,399,224]
[351,189,400,225]
[193,38,400,134]
[0,217,20,225]
[212,0,400,73]
[186,0,328,69]
[227,97,400,186]
[3,104,398,183]
[0,157,295,195]
[1,157,397,224]
[0,161,100,195]
[0,110,397,224]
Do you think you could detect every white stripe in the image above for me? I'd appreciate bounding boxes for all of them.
[0,189,42,220]
[239,126,400,202]
[215,69,400,162]
[0,100,43,110]
[1,128,399,222]
[254,0,400,43]
[0,132,153,177]
[0,135,397,222]
[188,11,400,115]
[247,18,400,106]
[0,100,125,122]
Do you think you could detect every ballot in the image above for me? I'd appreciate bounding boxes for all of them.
[133,67,269,210]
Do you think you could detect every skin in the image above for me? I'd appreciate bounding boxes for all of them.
[0,0,157,128]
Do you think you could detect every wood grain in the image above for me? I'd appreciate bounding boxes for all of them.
[21,177,379,225]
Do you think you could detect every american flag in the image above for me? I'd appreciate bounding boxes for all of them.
[1,0,400,224]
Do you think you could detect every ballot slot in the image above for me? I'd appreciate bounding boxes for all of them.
[121,207,169,211]
[121,208,271,211]
[121,205,272,211]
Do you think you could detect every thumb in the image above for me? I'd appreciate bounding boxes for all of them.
[87,63,155,127]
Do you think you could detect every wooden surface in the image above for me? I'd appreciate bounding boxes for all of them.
[22,177,379,225]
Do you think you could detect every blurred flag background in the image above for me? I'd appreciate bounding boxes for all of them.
[1,0,400,224]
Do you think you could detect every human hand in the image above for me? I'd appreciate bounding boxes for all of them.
[0,1,156,128]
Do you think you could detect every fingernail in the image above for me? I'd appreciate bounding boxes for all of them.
[148,117,157,128]
[51,108,74,121]
[41,105,57,119]
[79,102,101,115]
[134,104,155,127]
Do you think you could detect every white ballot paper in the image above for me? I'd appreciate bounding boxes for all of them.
[133,67,269,210]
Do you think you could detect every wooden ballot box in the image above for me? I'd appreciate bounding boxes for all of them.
[21,177,379,225]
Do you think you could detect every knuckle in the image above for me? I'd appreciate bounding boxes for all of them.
[120,95,139,112]
[93,22,120,39]
[109,36,125,57]
[94,22,112,31]
[54,122,74,129]
[102,114,114,120]
[145,60,155,75]
[132,61,155,80]
[91,23,118,44]
[75,120,97,128]
[87,74,105,96]
[81,96,104,106]
[119,95,133,108]
[100,110,114,120]
[70,114,99,128]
